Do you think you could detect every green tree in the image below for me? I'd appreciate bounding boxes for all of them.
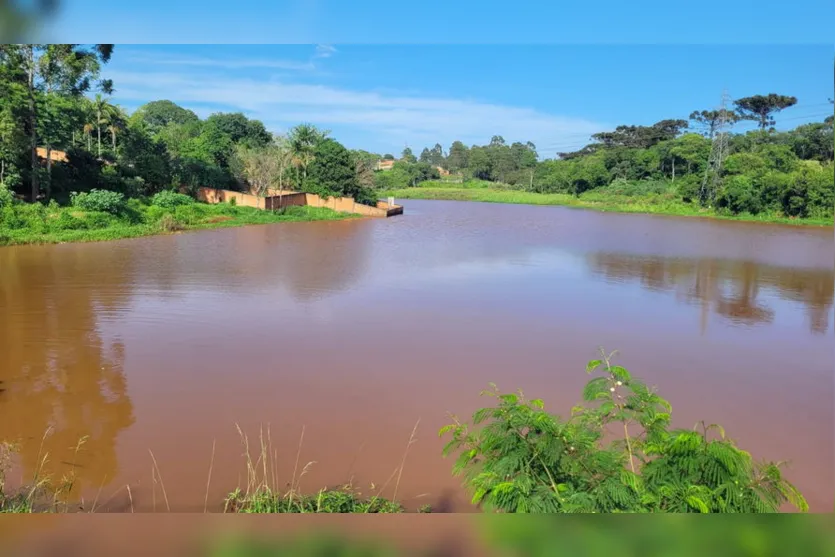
[118,122,172,195]
[689,109,740,138]
[92,93,117,158]
[734,94,798,130]
[418,147,432,163]
[288,123,328,185]
[307,138,367,201]
[205,112,271,148]
[0,102,24,187]
[786,122,834,161]
[446,141,469,172]
[468,147,493,180]
[665,133,711,179]
[131,100,198,134]
[2,44,114,200]
[400,146,417,164]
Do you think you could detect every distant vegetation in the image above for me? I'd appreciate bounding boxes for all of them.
[0,45,377,245]
[376,96,834,223]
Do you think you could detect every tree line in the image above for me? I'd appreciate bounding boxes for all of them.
[0,45,377,209]
[376,94,834,220]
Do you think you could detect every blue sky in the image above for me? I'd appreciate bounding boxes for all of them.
[98,45,834,156]
[49,0,835,44]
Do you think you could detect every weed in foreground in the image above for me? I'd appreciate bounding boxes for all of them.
[440,349,808,513]
[223,424,420,513]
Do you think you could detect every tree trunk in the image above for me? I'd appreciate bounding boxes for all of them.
[97,114,102,158]
[672,158,675,182]
[111,130,116,152]
[27,46,38,202]
[46,144,52,200]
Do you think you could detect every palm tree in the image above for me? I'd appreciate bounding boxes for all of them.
[83,122,94,151]
[288,123,328,185]
[92,94,116,158]
[104,106,126,154]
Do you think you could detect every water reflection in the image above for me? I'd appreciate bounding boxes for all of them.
[128,220,374,302]
[586,253,833,334]
[0,246,135,496]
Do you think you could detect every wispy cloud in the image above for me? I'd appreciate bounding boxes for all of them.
[105,63,608,153]
[314,44,337,59]
[120,50,316,71]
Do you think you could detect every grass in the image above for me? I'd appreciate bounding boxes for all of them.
[223,424,424,514]
[382,180,833,227]
[0,199,357,247]
[1,422,429,514]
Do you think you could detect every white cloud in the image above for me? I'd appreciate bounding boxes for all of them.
[106,66,609,153]
[314,44,337,58]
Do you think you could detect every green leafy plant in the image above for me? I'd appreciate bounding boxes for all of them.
[70,189,126,215]
[151,190,195,209]
[0,182,13,208]
[440,350,807,513]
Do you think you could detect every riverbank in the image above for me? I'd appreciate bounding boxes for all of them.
[382,181,833,227]
[0,356,810,514]
[0,200,355,247]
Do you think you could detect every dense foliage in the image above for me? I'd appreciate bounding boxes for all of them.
[379,96,833,221]
[0,44,381,232]
[441,352,808,513]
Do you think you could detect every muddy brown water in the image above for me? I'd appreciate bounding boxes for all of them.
[0,200,832,512]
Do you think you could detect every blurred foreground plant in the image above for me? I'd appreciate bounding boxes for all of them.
[440,349,807,513]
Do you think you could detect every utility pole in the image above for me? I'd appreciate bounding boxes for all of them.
[699,90,732,207]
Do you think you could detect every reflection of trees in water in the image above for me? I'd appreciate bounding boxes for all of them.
[586,253,832,334]
[132,220,374,302]
[278,221,374,302]
[0,246,135,496]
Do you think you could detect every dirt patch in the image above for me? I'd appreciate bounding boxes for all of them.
[206,216,234,224]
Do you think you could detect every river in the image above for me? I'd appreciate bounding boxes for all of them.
[0,200,832,512]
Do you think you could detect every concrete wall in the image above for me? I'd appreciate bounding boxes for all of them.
[264,192,307,210]
[196,187,403,218]
[196,187,264,208]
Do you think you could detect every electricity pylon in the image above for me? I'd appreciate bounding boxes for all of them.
[700,90,732,207]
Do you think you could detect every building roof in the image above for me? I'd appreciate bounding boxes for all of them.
[36,147,68,163]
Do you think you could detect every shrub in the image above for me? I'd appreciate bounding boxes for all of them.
[676,174,702,203]
[70,189,126,215]
[600,178,670,197]
[352,186,379,207]
[151,190,195,209]
[717,175,762,215]
[83,211,118,230]
[441,351,807,513]
[780,162,834,219]
[0,206,22,228]
[48,211,87,232]
[0,182,13,208]
[159,213,183,232]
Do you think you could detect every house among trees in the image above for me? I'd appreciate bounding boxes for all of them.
[36,147,69,163]
[375,159,396,171]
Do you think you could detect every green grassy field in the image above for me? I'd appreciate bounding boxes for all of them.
[0,201,356,247]
[383,181,833,227]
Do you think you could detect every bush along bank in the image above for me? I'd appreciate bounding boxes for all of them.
[382,179,833,226]
[0,188,354,247]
